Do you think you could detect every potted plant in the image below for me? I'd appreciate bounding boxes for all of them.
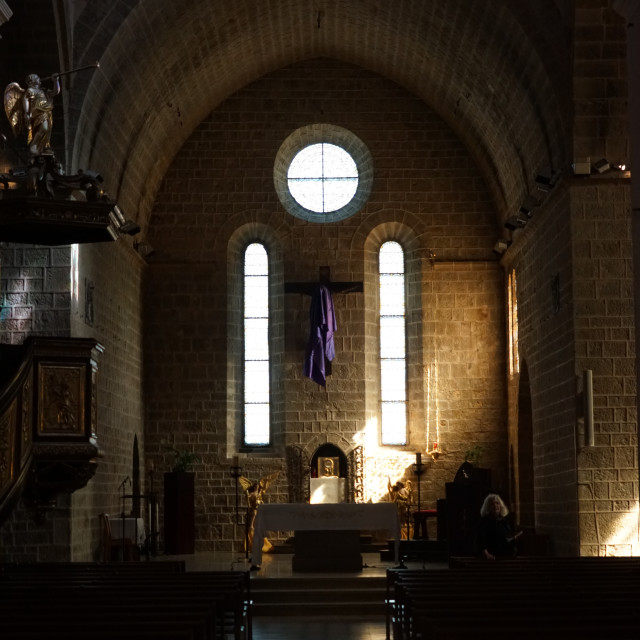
[163,448,200,554]
[454,444,486,483]
[170,448,200,473]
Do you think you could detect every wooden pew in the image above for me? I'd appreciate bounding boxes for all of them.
[0,562,252,640]
[387,559,640,640]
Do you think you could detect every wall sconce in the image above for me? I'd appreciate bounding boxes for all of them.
[504,212,528,231]
[493,239,511,255]
[134,241,155,258]
[572,157,591,176]
[592,158,610,174]
[109,205,141,237]
[428,442,442,461]
[427,249,436,267]
[583,370,594,447]
[535,168,559,191]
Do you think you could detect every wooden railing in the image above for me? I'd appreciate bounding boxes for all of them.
[0,337,103,525]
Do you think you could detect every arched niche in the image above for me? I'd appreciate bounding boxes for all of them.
[309,443,348,503]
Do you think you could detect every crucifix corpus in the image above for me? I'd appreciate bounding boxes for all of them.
[285,266,363,387]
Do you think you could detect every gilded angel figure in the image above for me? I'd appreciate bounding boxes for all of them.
[239,471,280,552]
[388,477,413,539]
[5,73,60,157]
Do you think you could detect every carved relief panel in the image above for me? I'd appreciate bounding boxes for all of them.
[0,399,17,499]
[37,364,86,437]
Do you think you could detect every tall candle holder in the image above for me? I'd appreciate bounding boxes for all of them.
[412,452,425,539]
[230,457,253,560]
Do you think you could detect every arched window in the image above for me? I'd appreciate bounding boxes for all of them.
[379,241,407,445]
[508,269,520,377]
[274,124,373,223]
[287,143,358,213]
[243,243,270,446]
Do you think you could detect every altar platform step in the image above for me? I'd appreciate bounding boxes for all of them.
[380,538,449,564]
[271,534,387,555]
[251,575,387,617]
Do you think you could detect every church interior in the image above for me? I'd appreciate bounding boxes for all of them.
[0,0,639,599]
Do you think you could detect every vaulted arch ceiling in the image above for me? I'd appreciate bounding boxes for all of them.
[67,0,571,236]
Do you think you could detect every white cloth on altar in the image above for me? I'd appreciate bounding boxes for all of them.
[108,515,145,545]
[310,477,346,503]
[251,502,400,566]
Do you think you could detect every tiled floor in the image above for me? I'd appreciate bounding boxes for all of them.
[161,550,445,639]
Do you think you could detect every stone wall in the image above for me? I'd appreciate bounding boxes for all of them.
[0,243,72,559]
[572,179,638,556]
[145,58,507,552]
[0,239,145,562]
[504,187,581,556]
[69,241,146,561]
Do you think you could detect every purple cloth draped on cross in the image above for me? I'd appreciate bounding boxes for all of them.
[303,284,336,386]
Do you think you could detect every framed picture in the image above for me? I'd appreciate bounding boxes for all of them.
[318,456,339,477]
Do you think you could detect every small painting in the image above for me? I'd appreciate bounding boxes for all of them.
[318,456,339,477]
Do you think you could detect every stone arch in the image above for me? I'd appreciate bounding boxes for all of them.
[293,432,363,503]
[69,1,568,236]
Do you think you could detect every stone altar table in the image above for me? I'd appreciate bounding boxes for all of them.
[251,502,400,570]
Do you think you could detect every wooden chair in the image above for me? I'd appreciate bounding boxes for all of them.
[99,513,136,561]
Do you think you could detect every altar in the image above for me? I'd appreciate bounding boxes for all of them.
[251,502,400,570]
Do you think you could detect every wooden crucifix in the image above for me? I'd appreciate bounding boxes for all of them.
[285,266,362,386]
[284,266,363,295]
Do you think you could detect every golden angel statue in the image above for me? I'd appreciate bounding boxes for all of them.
[5,73,60,157]
[388,477,413,539]
[239,470,280,552]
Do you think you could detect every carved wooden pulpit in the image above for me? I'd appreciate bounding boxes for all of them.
[0,337,103,524]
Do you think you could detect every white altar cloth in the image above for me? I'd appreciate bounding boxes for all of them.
[251,502,400,566]
[108,515,145,545]
[310,477,346,503]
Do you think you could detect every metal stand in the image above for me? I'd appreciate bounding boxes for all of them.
[230,461,250,559]
[412,452,425,540]
[119,475,131,560]
[119,482,159,560]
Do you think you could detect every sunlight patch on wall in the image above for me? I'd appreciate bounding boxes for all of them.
[354,415,420,503]
[602,505,640,555]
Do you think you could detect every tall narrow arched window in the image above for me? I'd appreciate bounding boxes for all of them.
[508,269,520,377]
[243,243,270,446]
[379,241,407,445]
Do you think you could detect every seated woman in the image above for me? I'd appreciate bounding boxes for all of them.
[477,493,522,560]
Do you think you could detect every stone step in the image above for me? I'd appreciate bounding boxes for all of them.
[271,534,387,555]
[380,538,449,563]
[253,600,386,617]
[251,575,387,617]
